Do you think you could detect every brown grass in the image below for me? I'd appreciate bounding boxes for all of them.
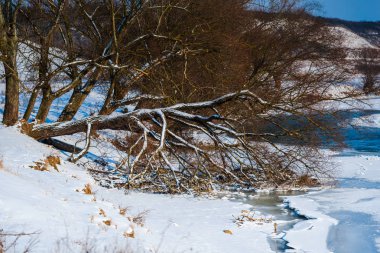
[119,207,128,216]
[31,161,49,172]
[295,174,320,187]
[233,210,273,227]
[123,227,135,238]
[45,156,61,171]
[82,184,93,195]
[127,210,149,227]
[99,209,106,217]
[30,156,61,172]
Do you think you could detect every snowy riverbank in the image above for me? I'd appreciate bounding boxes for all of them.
[284,99,380,253]
[2,81,380,252]
[0,127,279,253]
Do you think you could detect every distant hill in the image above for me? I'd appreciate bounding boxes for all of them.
[320,17,380,47]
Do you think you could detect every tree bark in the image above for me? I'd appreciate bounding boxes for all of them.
[0,2,21,126]
[23,87,40,121]
[28,111,142,140]
[58,67,102,122]
[3,57,20,125]
[40,138,83,153]
[35,97,53,122]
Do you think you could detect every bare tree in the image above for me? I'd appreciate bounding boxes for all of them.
[5,0,354,192]
[19,0,67,121]
[0,0,23,125]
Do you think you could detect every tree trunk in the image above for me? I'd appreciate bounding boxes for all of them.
[28,111,142,140]
[58,68,102,122]
[99,78,129,115]
[24,90,257,140]
[0,3,20,126]
[57,86,89,122]
[23,87,40,121]
[3,57,19,125]
[35,87,53,122]
[99,76,116,115]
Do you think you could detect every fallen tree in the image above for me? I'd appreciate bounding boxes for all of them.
[22,87,346,193]
[3,0,354,193]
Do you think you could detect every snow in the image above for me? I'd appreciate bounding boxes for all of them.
[284,194,338,253]
[0,22,380,253]
[2,86,380,252]
[0,127,275,252]
[284,99,380,253]
[330,26,377,49]
[285,184,380,253]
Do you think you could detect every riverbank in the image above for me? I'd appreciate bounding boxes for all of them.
[284,100,380,253]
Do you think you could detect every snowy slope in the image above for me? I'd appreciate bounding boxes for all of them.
[0,18,380,253]
[331,26,377,49]
[0,126,276,253]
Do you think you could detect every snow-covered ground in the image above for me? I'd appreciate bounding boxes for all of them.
[3,94,380,253]
[2,88,380,252]
[284,98,380,253]
[1,25,380,252]
[0,126,280,253]
[331,26,377,49]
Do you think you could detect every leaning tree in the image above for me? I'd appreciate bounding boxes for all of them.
[2,0,352,193]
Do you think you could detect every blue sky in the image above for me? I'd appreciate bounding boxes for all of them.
[316,0,380,21]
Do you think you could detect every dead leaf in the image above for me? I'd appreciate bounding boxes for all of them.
[119,208,127,216]
[99,208,106,217]
[223,229,233,235]
[103,219,112,226]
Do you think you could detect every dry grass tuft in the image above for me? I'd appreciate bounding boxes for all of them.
[30,161,49,172]
[119,207,128,216]
[0,228,39,253]
[233,210,273,227]
[123,227,135,238]
[295,174,320,187]
[82,184,93,195]
[127,210,149,227]
[45,156,61,171]
[30,155,61,172]
[99,209,106,217]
